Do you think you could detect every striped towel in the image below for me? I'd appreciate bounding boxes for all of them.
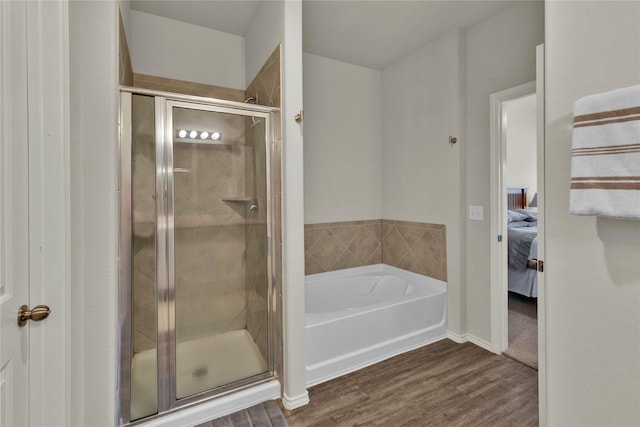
[570,85,640,219]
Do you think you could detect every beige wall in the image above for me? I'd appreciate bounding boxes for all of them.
[545,1,640,424]
[303,53,382,224]
[464,1,544,341]
[382,30,464,335]
[129,10,246,89]
[506,94,537,205]
[245,0,283,85]
[69,1,118,424]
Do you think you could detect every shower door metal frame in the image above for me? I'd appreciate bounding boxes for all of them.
[118,87,280,426]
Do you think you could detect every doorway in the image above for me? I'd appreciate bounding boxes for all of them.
[489,46,546,419]
[502,94,538,369]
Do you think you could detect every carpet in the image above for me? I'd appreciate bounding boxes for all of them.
[503,292,538,370]
[195,400,289,427]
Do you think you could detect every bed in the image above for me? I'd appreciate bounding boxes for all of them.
[507,188,538,298]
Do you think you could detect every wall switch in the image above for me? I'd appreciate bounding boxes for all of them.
[469,205,484,221]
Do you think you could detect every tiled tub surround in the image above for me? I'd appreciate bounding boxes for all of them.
[381,220,447,281]
[305,220,383,276]
[304,220,446,281]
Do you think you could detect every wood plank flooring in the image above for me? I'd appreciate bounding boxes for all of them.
[282,339,538,427]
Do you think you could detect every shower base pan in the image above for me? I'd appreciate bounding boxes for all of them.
[131,329,268,421]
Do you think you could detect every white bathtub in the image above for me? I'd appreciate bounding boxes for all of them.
[305,264,447,386]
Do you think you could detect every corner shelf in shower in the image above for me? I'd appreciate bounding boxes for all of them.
[222,197,254,203]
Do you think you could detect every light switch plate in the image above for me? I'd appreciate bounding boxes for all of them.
[469,205,484,221]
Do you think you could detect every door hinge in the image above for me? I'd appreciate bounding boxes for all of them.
[498,234,502,242]
[537,260,544,272]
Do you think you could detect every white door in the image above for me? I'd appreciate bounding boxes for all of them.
[1,1,68,425]
[1,1,31,425]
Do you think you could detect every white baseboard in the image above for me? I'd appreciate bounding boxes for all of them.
[447,330,498,354]
[282,391,310,410]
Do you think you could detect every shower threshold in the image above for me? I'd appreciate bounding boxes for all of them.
[131,330,268,421]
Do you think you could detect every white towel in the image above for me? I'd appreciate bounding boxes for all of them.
[570,84,640,219]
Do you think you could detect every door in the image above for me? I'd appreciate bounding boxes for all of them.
[1,1,68,425]
[121,91,276,424]
[1,2,31,425]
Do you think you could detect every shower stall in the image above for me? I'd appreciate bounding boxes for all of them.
[118,88,280,424]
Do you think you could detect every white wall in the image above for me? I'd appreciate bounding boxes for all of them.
[464,1,544,341]
[245,0,283,85]
[545,2,640,424]
[303,53,382,224]
[381,31,464,335]
[280,0,309,408]
[129,10,245,89]
[69,1,118,425]
[506,94,537,205]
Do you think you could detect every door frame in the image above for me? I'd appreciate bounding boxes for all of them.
[489,80,536,353]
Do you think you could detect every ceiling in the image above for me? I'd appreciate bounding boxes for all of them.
[130,0,515,70]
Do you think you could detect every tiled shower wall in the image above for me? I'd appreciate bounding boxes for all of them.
[131,96,250,352]
[304,220,447,281]
[245,46,282,360]
[172,108,248,344]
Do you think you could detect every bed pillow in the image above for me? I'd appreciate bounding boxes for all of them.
[513,208,538,222]
[508,220,536,228]
[507,210,528,223]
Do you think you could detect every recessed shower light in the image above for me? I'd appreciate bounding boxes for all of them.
[178,129,187,138]
[200,131,209,139]
[189,130,198,139]
[211,132,221,140]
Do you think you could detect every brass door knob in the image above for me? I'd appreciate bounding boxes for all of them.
[17,304,51,327]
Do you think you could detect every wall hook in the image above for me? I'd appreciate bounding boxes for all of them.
[449,136,457,144]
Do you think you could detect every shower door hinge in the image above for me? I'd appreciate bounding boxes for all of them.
[497,234,502,242]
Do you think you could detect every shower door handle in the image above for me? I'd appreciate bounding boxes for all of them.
[17,304,51,327]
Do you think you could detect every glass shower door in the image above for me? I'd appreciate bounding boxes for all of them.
[167,102,272,400]
[121,90,277,425]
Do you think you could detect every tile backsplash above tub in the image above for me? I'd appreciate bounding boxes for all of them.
[304,219,446,281]
[381,220,446,281]
[305,220,382,275]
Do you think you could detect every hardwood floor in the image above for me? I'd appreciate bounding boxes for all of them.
[282,339,538,427]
